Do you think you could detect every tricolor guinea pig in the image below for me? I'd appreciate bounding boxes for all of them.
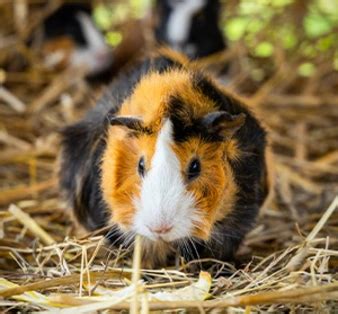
[40,3,113,77]
[59,50,270,267]
[153,0,226,59]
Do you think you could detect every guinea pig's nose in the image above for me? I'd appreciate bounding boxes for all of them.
[149,224,173,235]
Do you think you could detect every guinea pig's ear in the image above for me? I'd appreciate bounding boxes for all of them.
[202,111,246,139]
[107,113,145,132]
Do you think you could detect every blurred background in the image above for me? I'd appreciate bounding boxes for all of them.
[0,1,337,312]
[0,0,337,303]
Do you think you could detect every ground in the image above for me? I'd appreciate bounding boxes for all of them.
[0,1,337,312]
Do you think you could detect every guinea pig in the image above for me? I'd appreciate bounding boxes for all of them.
[153,0,226,59]
[59,50,270,267]
[40,3,113,77]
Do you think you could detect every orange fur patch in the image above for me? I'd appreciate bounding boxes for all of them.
[101,126,159,229]
[101,127,139,229]
[172,138,238,240]
[155,47,191,66]
[225,139,241,162]
[119,69,216,127]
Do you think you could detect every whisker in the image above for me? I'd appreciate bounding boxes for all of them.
[105,228,120,241]
[108,232,127,249]
[104,224,121,239]
[122,231,135,249]
[182,238,193,261]
[192,237,214,255]
[188,237,202,268]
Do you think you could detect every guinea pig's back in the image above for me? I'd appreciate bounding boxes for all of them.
[58,104,108,230]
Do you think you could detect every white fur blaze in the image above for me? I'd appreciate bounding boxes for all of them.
[133,120,199,242]
[167,0,206,45]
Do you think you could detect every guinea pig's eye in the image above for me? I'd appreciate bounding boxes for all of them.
[138,156,145,177]
[187,158,201,181]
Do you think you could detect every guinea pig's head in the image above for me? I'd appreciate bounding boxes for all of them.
[101,69,245,244]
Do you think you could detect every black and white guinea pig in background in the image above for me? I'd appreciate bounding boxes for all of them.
[153,0,226,59]
[39,3,113,78]
[59,50,270,268]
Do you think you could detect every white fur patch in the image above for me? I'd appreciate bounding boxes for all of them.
[166,0,206,45]
[133,120,200,242]
[71,12,113,75]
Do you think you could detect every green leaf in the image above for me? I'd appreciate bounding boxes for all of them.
[93,5,113,30]
[105,32,123,47]
[302,44,317,58]
[304,12,333,38]
[318,0,338,17]
[247,19,264,34]
[316,35,335,51]
[225,17,250,41]
[298,62,316,77]
[270,0,293,7]
[239,1,264,15]
[129,0,152,18]
[280,26,298,49]
[254,42,274,57]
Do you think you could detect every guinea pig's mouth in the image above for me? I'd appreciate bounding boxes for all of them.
[131,214,197,243]
[131,205,202,244]
[135,231,184,249]
[137,228,178,243]
[150,234,179,244]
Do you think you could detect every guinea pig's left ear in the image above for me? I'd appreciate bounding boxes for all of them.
[107,113,145,132]
[202,111,246,139]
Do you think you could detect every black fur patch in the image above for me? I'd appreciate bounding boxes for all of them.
[44,3,92,47]
[154,0,226,59]
[168,96,224,142]
[59,119,108,230]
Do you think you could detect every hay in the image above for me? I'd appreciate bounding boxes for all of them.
[0,0,337,312]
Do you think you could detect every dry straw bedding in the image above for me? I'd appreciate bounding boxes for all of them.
[0,1,337,312]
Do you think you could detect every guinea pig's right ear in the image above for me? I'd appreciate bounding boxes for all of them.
[107,113,145,132]
[202,111,246,140]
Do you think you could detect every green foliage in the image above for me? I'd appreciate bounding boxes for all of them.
[304,10,335,38]
[93,0,152,31]
[298,62,316,77]
[316,34,335,51]
[254,42,274,57]
[270,0,293,7]
[224,0,338,41]
[129,0,153,17]
[93,0,152,48]
[105,31,123,47]
[223,0,337,76]
[317,0,338,18]
[225,17,248,41]
[93,4,114,30]
[280,26,298,49]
